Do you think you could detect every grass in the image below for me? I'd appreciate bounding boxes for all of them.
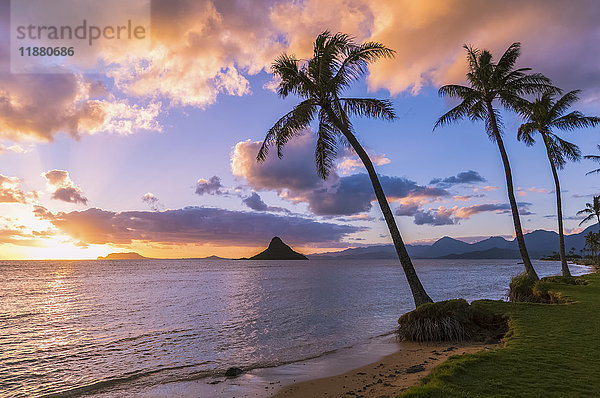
[401,272,600,397]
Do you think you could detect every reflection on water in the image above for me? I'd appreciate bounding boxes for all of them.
[0,259,592,397]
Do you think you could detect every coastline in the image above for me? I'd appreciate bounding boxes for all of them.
[271,341,498,398]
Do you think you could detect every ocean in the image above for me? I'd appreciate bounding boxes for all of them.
[0,259,592,397]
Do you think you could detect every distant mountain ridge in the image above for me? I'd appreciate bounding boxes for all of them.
[310,224,597,260]
[97,252,150,260]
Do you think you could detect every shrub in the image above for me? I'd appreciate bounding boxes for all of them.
[509,274,569,303]
[396,299,508,342]
[508,273,537,302]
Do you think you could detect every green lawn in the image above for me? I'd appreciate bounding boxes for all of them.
[402,272,600,397]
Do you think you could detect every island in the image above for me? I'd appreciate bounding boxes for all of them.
[245,237,308,260]
[97,252,150,260]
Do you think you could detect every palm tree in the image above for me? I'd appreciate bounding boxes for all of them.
[257,32,433,307]
[434,43,556,281]
[517,90,600,277]
[584,145,600,175]
[577,196,600,232]
[584,231,600,263]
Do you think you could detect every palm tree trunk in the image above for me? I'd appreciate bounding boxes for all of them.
[342,130,433,307]
[486,103,539,280]
[543,137,571,277]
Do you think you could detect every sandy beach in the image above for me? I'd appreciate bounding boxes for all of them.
[272,341,499,398]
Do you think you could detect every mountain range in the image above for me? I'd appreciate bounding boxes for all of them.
[310,224,598,260]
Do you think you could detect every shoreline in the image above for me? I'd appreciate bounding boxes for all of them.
[271,341,498,398]
[137,333,497,398]
[138,333,402,397]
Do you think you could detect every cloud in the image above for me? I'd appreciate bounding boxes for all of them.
[0,66,161,141]
[414,207,456,226]
[2,0,597,144]
[0,174,37,203]
[365,0,600,99]
[337,148,391,174]
[0,144,28,154]
[483,186,499,192]
[0,216,55,247]
[430,170,486,188]
[395,203,421,217]
[232,134,449,216]
[195,176,226,195]
[243,192,268,211]
[34,205,363,247]
[142,192,163,211]
[242,192,289,213]
[43,170,88,205]
[403,202,533,226]
[452,195,484,202]
[528,187,550,194]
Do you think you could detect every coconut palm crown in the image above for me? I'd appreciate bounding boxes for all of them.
[434,42,558,281]
[517,90,600,276]
[257,31,433,307]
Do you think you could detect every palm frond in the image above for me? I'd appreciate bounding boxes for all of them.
[503,73,557,96]
[494,42,521,78]
[315,108,340,178]
[341,98,396,120]
[257,99,316,162]
[549,90,580,119]
[553,112,600,131]
[584,144,600,175]
[272,54,314,98]
[517,122,537,146]
[546,134,581,169]
[332,41,395,91]
[434,99,477,130]
[579,212,595,226]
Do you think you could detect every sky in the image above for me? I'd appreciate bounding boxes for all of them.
[1,0,599,259]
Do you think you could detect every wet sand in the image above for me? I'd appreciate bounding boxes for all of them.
[272,341,498,398]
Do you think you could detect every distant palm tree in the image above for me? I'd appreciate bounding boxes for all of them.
[434,42,556,280]
[584,231,600,263]
[577,196,600,232]
[584,145,600,175]
[258,32,433,307]
[518,90,600,277]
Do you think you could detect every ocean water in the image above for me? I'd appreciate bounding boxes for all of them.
[0,259,592,397]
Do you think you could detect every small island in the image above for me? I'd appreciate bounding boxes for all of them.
[97,252,150,260]
[245,237,308,260]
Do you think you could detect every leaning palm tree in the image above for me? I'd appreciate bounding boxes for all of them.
[584,145,600,175]
[434,43,557,281]
[517,90,599,277]
[257,31,432,307]
[577,195,600,232]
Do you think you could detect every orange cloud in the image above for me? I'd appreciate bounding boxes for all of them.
[0,174,37,203]
[3,0,597,142]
